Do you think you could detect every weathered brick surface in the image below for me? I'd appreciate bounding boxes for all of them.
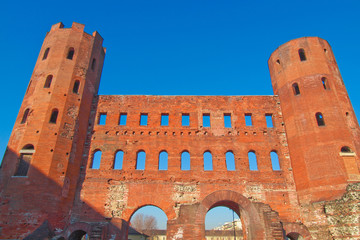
[0,23,359,240]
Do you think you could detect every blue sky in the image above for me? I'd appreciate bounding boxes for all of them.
[1,0,360,230]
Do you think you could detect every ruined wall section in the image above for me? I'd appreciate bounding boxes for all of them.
[76,95,301,226]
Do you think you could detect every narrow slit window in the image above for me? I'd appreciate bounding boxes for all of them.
[182,113,190,126]
[159,151,168,170]
[298,48,306,61]
[42,48,50,60]
[98,113,107,125]
[181,151,190,170]
[265,114,273,128]
[26,80,32,94]
[248,151,258,171]
[67,47,75,60]
[21,108,30,124]
[91,150,102,169]
[321,77,330,90]
[119,113,127,126]
[14,145,34,176]
[292,83,300,95]
[72,80,80,94]
[203,113,210,127]
[91,58,96,70]
[114,150,124,170]
[44,75,53,88]
[270,151,281,171]
[140,113,148,126]
[136,151,146,170]
[203,151,213,171]
[224,113,232,128]
[49,109,58,124]
[245,113,252,126]
[161,114,169,126]
[226,151,235,171]
[315,112,325,126]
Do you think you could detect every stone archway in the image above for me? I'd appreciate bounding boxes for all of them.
[197,190,266,240]
[283,222,312,240]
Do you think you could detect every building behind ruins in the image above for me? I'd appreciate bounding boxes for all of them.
[0,22,359,240]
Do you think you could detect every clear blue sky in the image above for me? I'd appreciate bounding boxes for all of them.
[1,0,360,230]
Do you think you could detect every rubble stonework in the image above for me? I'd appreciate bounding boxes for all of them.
[0,22,359,239]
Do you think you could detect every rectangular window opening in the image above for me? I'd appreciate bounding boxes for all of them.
[265,114,273,128]
[224,113,232,128]
[140,113,148,126]
[245,113,252,126]
[182,114,190,126]
[119,113,127,126]
[161,113,169,126]
[98,113,107,125]
[203,113,210,127]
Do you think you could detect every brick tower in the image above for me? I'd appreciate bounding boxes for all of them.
[268,37,360,203]
[0,22,105,238]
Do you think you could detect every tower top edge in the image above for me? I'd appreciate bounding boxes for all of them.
[49,22,103,41]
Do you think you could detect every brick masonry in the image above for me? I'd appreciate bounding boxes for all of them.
[0,22,359,240]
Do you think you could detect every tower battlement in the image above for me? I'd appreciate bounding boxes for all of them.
[0,23,359,240]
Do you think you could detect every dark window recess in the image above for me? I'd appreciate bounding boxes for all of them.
[341,146,353,153]
[21,108,30,124]
[315,112,325,126]
[26,81,32,94]
[203,114,210,127]
[44,75,53,88]
[182,114,190,126]
[14,145,34,176]
[91,58,96,70]
[42,48,50,60]
[292,83,300,95]
[322,77,330,90]
[298,48,307,61]
[73,80,80,93]
[67,48,75,60]
[49,109,58,124]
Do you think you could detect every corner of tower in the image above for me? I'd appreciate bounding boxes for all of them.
[50,22,64,32]
[71,22,85,32]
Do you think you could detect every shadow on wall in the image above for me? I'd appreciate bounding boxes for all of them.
[0,147,127,240]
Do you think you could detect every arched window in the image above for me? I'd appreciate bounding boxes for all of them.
[72,80,80,94]
[225,151,235,171]
[136,151,146,170]
[292,83,300,95]
[42,48,50,60]
[91,150,102,169]
[321,77,330,90]
[91,58,96,70]
[248,151,258,171]
[298,48,306,61]
[114,150,124,170]
[315,112,325,126]
[67,47,75,60]
[181,151,190,170]
[44,75,53,88]
[14,144,35,176]
[203,151,213,171]
[270,151,281,171]
[21,108,30,124]
[341,146,353,153]
[49,109,59,124]
[159,151,168,170]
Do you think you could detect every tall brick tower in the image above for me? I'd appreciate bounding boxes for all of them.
[268,37,360,203]
[0,22,105,238]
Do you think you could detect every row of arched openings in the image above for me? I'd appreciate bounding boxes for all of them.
[20,108,59,124]
[43,74,80,94]
[91,150,282,171]
[42,46,97,71]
